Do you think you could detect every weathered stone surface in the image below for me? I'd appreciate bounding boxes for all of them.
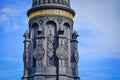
[22,0,80,80]
[56,46,68,60]
[33,46,45,60]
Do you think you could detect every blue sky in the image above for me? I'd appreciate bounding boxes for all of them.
[0,0,120,80]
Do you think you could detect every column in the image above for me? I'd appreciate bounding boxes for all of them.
[49,0,53,3]
[40,0,43,4]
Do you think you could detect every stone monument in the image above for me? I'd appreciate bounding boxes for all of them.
[22,0,80,80]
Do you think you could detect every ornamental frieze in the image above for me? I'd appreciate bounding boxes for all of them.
[29,9,74,20]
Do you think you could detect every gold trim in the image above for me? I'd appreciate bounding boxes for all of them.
[29,9,74,20]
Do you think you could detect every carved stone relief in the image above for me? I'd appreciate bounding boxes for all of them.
[57,17,63,24]
[64,39,68,50]
[63,23,71,53]
[46,21,56,66]
[30,16,73,32]
[47,33,54,57]
[56,43,68,60]
[23,0,81,79]
[33,46,45,60]
[56,42,68,67]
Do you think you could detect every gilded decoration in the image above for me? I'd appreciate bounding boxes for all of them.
[29,9,74,20]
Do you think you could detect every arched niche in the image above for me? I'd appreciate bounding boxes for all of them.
[45,21,57,66]
[63,23,71,39]
[63,23,71,51]
[31,23,38,69]
[31,23,39,39]
[46,21,57,36]
[31,23,39,49]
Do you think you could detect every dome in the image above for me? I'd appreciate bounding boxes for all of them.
[32,0,70,7]
[27,0,75,20]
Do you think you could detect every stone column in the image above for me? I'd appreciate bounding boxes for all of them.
[56,29,68,76]
[63,0,66,5]
[49,0,53,3]
[33,28,45,74]
[32,0,37,6]
[44,0,48,4]
[36,0,39,5]
[40,0,43,4]
[23,30,31,79]
[71,30,79,77]
[58,0,62,4]
[66,0,70,7]
[54,0,58,3]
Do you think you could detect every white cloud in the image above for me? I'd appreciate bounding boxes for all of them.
[0,14,8,22]
[0,7,17,16]
[71,0,120,59]
[0,7,20,32]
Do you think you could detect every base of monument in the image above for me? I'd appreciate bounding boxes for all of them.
[22,74,80,80]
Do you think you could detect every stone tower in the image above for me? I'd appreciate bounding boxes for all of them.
[22,0,80,80]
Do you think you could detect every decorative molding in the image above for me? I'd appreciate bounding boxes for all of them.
[29,16,73,27]
[29,9,74,20]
